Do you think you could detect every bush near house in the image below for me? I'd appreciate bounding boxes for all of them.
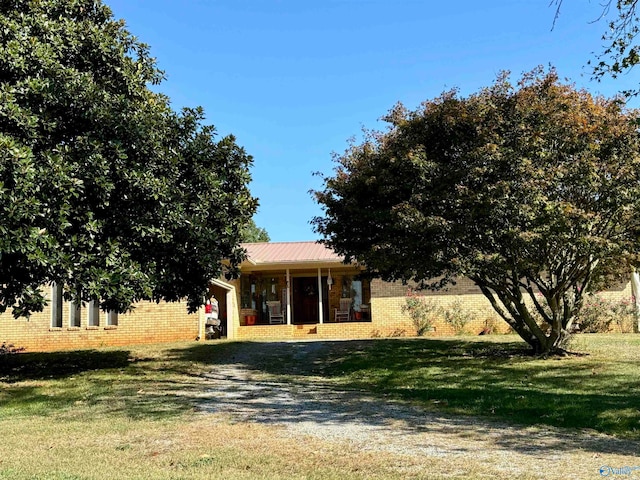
[442,299,477,335]
[402,289,441,335]
[576,295,636,333]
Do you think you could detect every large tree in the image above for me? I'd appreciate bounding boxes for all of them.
[0,0,256,317]
[313,68,640,355]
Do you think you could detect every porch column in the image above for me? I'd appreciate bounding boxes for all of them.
[318,268,324,324]
[286,268,292,325]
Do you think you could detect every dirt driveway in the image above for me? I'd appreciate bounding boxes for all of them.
[195,341,639,479]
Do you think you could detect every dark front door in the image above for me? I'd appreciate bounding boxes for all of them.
[292,277,329,324]
[293,277,318,324]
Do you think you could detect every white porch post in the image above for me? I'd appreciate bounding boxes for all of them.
[318,268,324,324]
[226,288,237,340]
[286,268,292,325]
[632,270,640,333]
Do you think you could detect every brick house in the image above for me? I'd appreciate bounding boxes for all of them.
[219,241,506,340]
[222,241,376,340]
[219,241,634,341]
[1,241,633,351]
[0,294,200,353]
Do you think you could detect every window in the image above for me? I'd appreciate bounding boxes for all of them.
[351,280,363,309]
[88,301,100,327]
[107,310,118,326]
[241,275,268,310]
[268,277,280,301]
[69,301,81,328]
[241,275,253,309]
[51,283,63,328]
[341,276,372,320]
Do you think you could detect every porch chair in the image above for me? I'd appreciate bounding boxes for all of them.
[335,297,351,322]
[266,301,285,324]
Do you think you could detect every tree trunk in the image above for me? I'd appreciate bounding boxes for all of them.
[523,325,571,355]
[476,280,572,356]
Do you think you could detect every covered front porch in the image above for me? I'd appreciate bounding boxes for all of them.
[238,267,371,326]
[228,242,372,340]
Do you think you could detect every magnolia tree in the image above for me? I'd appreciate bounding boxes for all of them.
[0,0,256,316]
[313,68,640,355]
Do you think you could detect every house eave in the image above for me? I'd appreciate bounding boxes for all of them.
[240,259,359,272]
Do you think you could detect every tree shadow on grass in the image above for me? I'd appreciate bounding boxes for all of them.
[172,339,640,457]
[0,349,132,382]
[4,339,639,458]
[0,348,201,420]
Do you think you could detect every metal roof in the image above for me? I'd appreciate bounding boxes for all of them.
[242,241,344,265]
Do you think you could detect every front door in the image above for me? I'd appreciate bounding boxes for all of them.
[292,277,329,324]
[292,277,317,324]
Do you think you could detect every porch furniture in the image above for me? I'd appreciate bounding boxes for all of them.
[335,297,351,322]
[266,301,285,324]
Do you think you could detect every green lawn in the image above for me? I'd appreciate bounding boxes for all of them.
[193,334,640,440]
[0,334,639,479]
[0,343,413,480]
[307,334,640,439]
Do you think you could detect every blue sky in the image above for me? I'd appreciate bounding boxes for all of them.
[106,0,640,242]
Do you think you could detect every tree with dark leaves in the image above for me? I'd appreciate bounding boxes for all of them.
[0,0,256,316]
[314,68,640,355]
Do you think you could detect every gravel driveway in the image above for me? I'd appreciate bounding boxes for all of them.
[195,340,640,479]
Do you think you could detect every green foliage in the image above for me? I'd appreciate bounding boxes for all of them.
[314,67,640,355]
[443,299,476,335]
[576,294,637,333]
[0,0,256,315]
[480,314,501,335]
[401,289,441,335]
[241,218,270,243]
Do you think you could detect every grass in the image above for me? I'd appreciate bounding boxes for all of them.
[0,416,421,480]
[0,342,426,480]
[0,334,639,479]
[320,334,640,439]
[201,334,640,440]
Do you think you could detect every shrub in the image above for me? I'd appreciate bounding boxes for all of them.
[402,289,442,336]
[389,328,407,337]
[0,342,25,370]
[576,295,636,333]
[443,299,476,334]
[480,314,500,335]
[611,297,637,333]
[0,342,24,356]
